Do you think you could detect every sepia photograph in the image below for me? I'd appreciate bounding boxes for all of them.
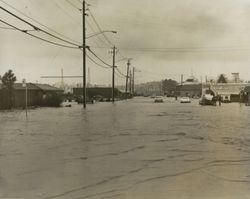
[1,0,250,198]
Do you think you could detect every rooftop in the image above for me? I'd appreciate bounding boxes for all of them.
[0,83,63,91]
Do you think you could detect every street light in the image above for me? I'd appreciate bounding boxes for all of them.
[86,30,117,39]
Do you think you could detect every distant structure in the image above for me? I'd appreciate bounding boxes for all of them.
[176,76,202,97]
[182,75,199,85]
[231,73,240,83]
[132,81,162,96]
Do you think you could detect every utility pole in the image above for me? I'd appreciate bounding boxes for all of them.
[129,70,132,94]
[125,60,130,94]
[132,67,135,95]
[112,46,116,103]
[181,74,183,86]
[82,0,86,108]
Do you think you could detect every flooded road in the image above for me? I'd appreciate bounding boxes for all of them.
[0,97,250,199]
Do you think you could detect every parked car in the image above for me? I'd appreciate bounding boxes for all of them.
[180,97,191,103]
[154,96,164,103]
[75,96,95,104]
[222,96,230,103]
[199,94,216,106]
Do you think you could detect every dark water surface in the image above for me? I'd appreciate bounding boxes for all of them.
[0,97,250,199]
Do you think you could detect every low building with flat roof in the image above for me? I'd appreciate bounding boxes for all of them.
[0,83,63,109]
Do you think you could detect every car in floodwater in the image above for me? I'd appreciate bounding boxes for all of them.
[199,94,216,106]
[180,97,191,103]
[75,96,95,104]
[154,96,164,103]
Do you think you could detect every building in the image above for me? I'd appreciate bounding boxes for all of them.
[176,84,202,97]
[133,81,163,96]
[202,83,247,102]
[0,83,63,109]
[73,87,122,99]
[175,76,202,97]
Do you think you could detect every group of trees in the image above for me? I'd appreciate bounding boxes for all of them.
[162,79,177,96]
[0,70,17,109]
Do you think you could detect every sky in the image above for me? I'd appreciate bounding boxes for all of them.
[1,0,250,86]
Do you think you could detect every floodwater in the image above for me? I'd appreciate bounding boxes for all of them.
[0,97,250,199]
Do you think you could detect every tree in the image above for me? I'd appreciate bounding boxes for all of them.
[162,79,177,95]
[217,74,227,83]
[0,70,17,109]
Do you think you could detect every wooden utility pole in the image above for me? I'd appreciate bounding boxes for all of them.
[125,59,130,94]
[82,0,86,108]
[112,46,116,103]
[132,67,135,95]
[129,70,132,94]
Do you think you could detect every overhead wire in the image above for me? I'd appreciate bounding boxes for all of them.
[116,67,127,77]
[0,0,80,43]
[0,19,79,49]
[88,9,113,47]
[86,52,111,69]
[88,45,250,53]
[1,0,128,80]
[87,47,113,67]
[0,5,81,47]
[86,20,110,48]
[0,25,14,30]
[65,0,81,11]
[115,71,126,79]
[87,7,127,60]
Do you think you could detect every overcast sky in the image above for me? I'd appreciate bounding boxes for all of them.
[1,0,250,85]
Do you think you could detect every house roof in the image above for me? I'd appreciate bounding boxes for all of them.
[0,83,63,92]
[13,83,40,90]
[34,84,63,91]
[210,83,246,95]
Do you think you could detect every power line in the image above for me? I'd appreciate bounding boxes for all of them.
[87,47,113,67]
[0,0,80,44]
[115,71,126,79]
[88,46,250,53]
[0,19,79,49]
[0,5,81,47]
[86,53,111,69]
[88,9,114,47]
[86,20,111,48]
[0,25,14,30]
[116,67,127,77]
[0,21,43,31]
[65,0,81,11]
[88,8,127,60]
